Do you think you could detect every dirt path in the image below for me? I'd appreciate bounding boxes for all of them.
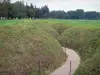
[50,47,80,75]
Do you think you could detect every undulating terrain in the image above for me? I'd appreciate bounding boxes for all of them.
[0,19,100,75]
[44,19,100,75]
[0,19,66,75]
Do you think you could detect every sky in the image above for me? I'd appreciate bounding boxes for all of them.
[11,0,100,12]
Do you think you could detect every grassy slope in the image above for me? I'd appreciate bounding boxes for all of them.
[0,20,66,75]
[42,19,100,75]
[1,19,100,75]
[58,26,100,60]
[74,53,100,75]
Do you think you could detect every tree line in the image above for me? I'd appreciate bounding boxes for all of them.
[0,0,100,20]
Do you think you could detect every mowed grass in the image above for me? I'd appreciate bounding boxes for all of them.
[0,19,24,26]
[40,19,100,26]
[0,20,66,75]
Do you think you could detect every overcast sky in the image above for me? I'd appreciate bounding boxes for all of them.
[11,0,100,12]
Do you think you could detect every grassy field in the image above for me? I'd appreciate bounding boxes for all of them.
[42,19,100,75]
[41,19,100,26]
[0,19,100,75]
[0,19,66,75]
[0,20,24,26]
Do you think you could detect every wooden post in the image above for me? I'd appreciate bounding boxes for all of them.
[69,61,72,75]
[39,59,41,75]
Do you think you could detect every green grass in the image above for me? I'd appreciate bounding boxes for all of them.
[58,26,100,60]
[0,19,66,75]
[0,19,24,26]
[41,19,100,26]
[44,19,100,75]
[74,53,100,75]
[0,19,100,75]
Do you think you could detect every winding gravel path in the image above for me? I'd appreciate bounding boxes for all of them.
[50,47,80,75]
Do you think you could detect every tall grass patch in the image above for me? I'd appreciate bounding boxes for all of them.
[0,20,66,75]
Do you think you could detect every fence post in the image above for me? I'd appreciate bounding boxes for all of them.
[39,59,41,75]
[69,61,72,75]
[65,48,66,52]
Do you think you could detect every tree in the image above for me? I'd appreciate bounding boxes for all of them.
[26,3,35,19]
[67,10,78,19]
[0,1,2,18]
[7,0,14,19]
[0,0,11,19]
[85,11,100,19]
[50,10,66,19]
[12,1,26,19]
[0,1,100,20]
[76,9,85,19]
[96,12,100,19]
[35,8,41,19]
[40,5,49,18]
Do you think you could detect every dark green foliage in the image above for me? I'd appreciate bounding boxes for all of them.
[49,9,100,19]
[35,5,49,19]
[76,9,85,19]
[41,5,49,18]
[12,1,26,19]
[0,0,36,19]
[50,10,66,19]
[0,0,100,20]
[0,0,11,18]
[26,3,35,19]
[85,11,100,20]
[67,9,85,19]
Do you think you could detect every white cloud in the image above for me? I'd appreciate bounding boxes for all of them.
[11,0,100,12]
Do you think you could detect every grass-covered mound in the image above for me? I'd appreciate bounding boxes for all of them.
[31,20,59,38]
[74,53,100,75]
[40,19,100,75]
[57,25,100,75]
[58,26,100,60]
[50,23,72,35]
[37,19,100,75]
[0,20,66,75]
